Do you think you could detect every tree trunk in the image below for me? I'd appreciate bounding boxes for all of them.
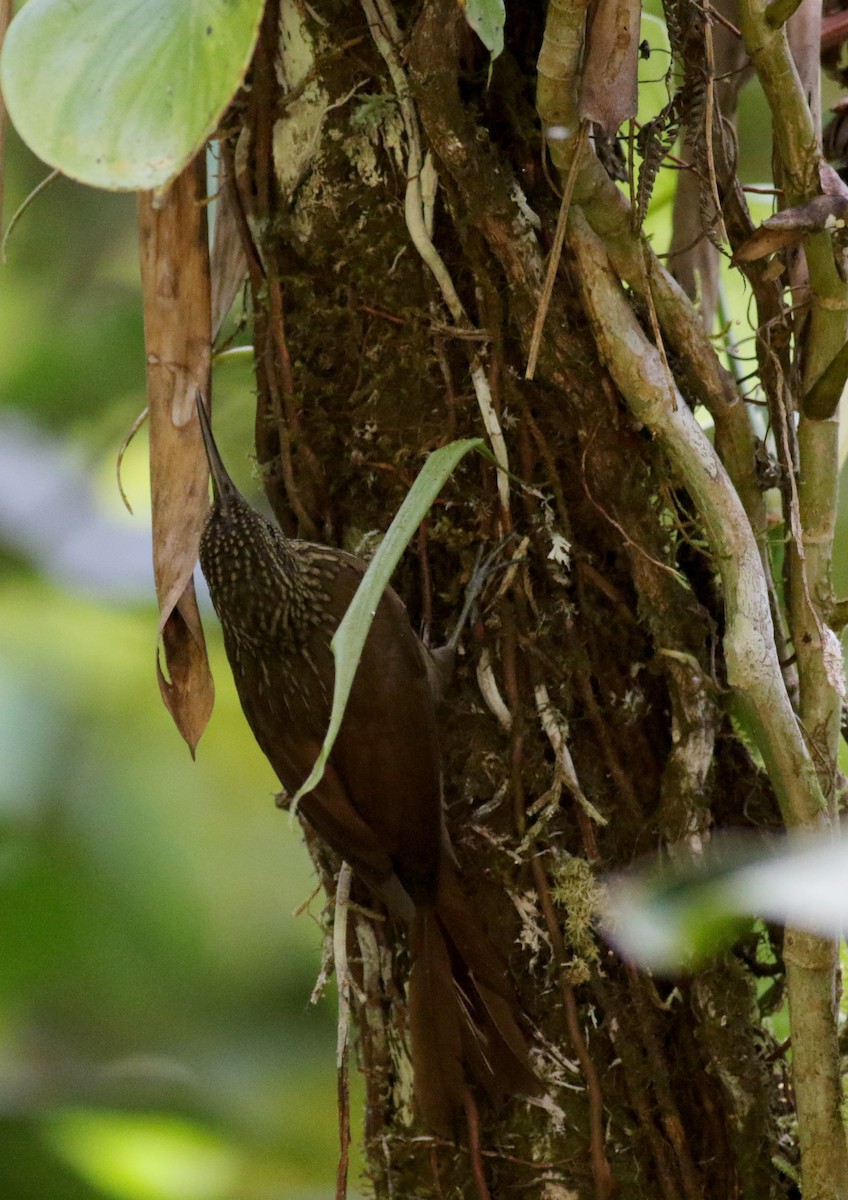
[216,0,847,1195]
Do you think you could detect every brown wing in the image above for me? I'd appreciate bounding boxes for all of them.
[315,561,444,908]
[276,736,415,920]
[226,545,444,912]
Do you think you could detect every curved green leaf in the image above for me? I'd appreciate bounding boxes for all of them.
[0,0,264,191]
[291,437,485,810]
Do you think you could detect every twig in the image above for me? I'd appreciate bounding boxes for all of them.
[525,122,588,381]
[1,168,60,263]
[626,965,703,1199]
[429,1146,447,1200]
[417,520,434,639]
[463,1089,492,1200]
[572,663,642,820]
[534,682,607,829]
[775,379,827,659]
[568,209,824,826]
[499,583,611,1197]
[703,1,730,250]
[334,864,354,1200]
[360,0,463,321]
[116,406,149,515]
[476,647,513,732]
[220,138,266,284]
[711,6,741,37]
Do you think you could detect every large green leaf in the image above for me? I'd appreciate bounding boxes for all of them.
[291,438,484,808]
[0,0,264,191]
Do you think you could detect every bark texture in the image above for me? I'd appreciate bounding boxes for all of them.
[211,1,832,1196]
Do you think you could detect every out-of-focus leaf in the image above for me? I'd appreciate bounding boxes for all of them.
[458,0,505,59]
[47,1110,238,1200]
[138,158,214,753]
[291,438,485,807]
[602,833,848,972]
[0,0,264,191]
[579,0,640,135]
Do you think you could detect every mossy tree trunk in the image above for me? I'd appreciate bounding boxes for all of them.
[217,1,845,1196]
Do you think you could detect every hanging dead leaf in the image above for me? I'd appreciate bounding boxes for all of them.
[579,0,640,136]
[138,155,215,754]
[211,154,248,339]
[732,194,848,263]
[156,577,213,752]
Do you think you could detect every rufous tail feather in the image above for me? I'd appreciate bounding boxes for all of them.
[408,870,537,1134]
[409,910,466,1134]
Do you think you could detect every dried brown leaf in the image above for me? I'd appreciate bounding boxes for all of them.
[579,0,640,136]
[156,579,213,753]
[138,156,215,754]
[732,194,848,263]
[211,158,248,339]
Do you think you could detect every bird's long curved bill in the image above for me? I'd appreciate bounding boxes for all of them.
[195,392,238,502]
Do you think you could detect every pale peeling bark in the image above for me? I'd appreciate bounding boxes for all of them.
[579,0,640,136]
[537,0,848,1188]
[739,2,848,1195]
[568,210,821,820]
[536,4,768,558]
[569,206,847,1200]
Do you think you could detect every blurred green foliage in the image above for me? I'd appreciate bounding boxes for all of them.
[1,127,355,1200]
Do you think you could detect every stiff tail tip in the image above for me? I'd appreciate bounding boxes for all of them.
[408,911,466,1135]
[408,910,537,1136]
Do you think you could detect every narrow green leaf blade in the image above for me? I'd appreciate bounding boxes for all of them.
[0,0,264,191]
[291,437,484,808]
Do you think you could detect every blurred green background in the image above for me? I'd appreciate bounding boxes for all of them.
[2,24,848,1200]
[0,125,354,1200]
